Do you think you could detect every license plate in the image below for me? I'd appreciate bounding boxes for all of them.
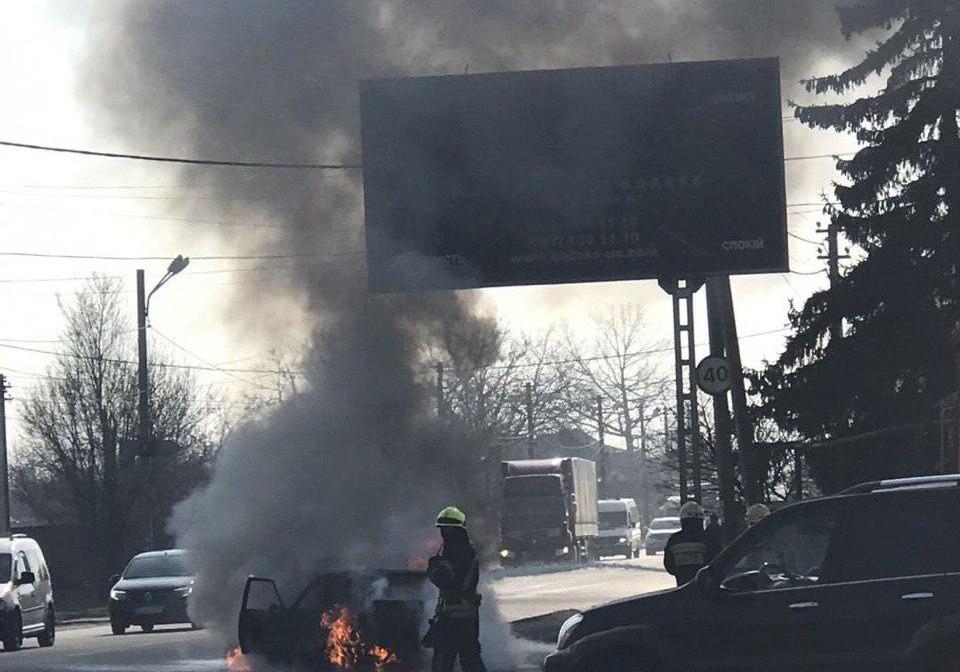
[136,606,164,615]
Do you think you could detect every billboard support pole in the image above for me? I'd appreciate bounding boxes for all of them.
[659,277,704,503]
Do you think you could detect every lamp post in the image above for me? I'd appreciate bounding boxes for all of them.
[137,255,190,447]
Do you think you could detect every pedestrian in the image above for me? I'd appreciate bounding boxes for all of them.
[704,513,724,562]
[425,506,487,672]
[663,501,707,586]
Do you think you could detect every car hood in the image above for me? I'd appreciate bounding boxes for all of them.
[572,585,689,644]
[114,576,195,591]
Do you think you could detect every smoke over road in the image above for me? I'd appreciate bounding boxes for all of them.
[79,0,864,662]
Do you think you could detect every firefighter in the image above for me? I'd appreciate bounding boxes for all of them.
[426,506,487,672]
[704,512,724,562]
[663,501,707,586]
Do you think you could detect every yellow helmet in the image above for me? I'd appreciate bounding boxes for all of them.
[436,506,467,528]
[680,501,704,519]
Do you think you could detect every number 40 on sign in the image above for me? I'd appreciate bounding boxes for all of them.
[695,356,734,395]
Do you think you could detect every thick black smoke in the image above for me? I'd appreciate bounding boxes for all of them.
[79,0,863,653]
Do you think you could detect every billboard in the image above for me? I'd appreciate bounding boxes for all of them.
[361,58,787,293]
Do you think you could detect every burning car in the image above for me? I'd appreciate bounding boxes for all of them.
[237,570,429,671]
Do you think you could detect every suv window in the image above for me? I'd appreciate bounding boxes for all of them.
[719,503,840,593]
[835,490,960,582]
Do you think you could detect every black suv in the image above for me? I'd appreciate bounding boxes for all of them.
[544,474,960,672]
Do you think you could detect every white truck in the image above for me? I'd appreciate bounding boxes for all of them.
[596,499,643,558]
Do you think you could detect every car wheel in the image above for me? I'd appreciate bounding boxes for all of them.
[110,617,127,636]
[37,609,55,647]
[2,611,23,651]
[141,623,155,633]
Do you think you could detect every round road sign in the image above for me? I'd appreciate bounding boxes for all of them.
[696,356,734,395]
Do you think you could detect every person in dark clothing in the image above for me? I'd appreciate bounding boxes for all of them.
[704,513,724,562]
[426,506,487,672]
[663,501,708,586]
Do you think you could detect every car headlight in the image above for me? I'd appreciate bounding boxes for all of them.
[109,589,127,601]
[499,549,515,559]
[557,612,584,649]
[555,546,570,557]
[175,585,193,597]
[619,537,628,543]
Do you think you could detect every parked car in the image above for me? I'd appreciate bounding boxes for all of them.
[0,534,55,651]
[597,499,643,559]
[108,549,198,634]
[643,516,680,555]
[545,474,960,672]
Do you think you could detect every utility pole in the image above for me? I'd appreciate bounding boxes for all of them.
[716,276,761,504]
[0,375,9,537]
[705,279,739,538]
[817,220,849,343]
[136,270,150,449]
[596,396,606,492]
[621,386,635,452]
[596,396,605,447]
[638,397,650,524]
[525,383,534,458]
[794,445,804,500]
[436,362,446,419]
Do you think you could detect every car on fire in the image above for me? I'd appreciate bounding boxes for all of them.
[108,549,198,634]
[238,569,428,671]
[545,474,960,672]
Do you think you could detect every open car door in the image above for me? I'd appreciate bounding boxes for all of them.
[238,576,287,661]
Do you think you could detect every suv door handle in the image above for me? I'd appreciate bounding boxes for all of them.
[788,601,819,610]
[901,592,934,600]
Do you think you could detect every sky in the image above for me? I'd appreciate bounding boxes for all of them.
[0,1,875,454]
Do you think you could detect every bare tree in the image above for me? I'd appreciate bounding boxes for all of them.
[12,276,214,582]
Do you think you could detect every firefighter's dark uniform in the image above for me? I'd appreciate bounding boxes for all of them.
[427,534,487,672]
[704,517,725,562]
[664,516,708,586]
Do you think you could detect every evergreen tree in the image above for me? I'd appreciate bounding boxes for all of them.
[756,1,960,492]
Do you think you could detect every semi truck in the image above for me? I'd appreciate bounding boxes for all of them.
[498,458,599,564]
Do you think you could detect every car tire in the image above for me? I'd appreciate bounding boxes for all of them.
[37,609,55,647]
[141,623,155,633]
[2,611,23,651]
[110,618,127,636]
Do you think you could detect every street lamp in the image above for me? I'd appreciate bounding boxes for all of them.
[137,255,190,445]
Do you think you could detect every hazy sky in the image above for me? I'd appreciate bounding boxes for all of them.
[0,1,874,452]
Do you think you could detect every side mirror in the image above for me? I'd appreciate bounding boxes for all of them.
[109,573,121,585]
[696,566,721,599]
[17,571,36,586]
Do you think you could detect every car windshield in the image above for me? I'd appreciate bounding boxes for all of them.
[650,518,680,530]
[0,554,10,583]
[123,554,192,579]
[599,511,629,530]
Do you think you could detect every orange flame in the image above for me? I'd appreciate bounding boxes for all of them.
[226,646,254,672]
[320,606,398,671]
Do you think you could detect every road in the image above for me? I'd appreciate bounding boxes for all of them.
[0,555,672,671]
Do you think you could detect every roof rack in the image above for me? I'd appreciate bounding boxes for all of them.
[842,473,960,494]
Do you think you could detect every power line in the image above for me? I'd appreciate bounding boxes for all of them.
[1,137,855,167]
[788,232,821,245]
[0,140,361,171]
[0,250,361,262]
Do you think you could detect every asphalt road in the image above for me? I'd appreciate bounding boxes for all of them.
[0,555,672,671]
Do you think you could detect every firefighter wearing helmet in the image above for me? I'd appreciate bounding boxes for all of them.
[664,501,708,586]
[746,503,771,526]
[424,506,487,672]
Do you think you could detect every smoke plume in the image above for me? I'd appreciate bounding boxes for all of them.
[80,0,864,660]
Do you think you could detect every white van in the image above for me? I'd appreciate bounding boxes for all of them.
[0,534,56,651]
[596,499,642,558]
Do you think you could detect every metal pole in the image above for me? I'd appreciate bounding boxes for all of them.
[136,270,150,447]
[671,289,688,502]
[794,446,804,500]
[638,398,649,524]
[596,396,605,447]
[716,276,761,503]
[686,291,703,503]
[0,375,9,537]
[706,279,738,536]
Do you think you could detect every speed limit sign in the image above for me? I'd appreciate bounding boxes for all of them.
[696,356,734,395]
